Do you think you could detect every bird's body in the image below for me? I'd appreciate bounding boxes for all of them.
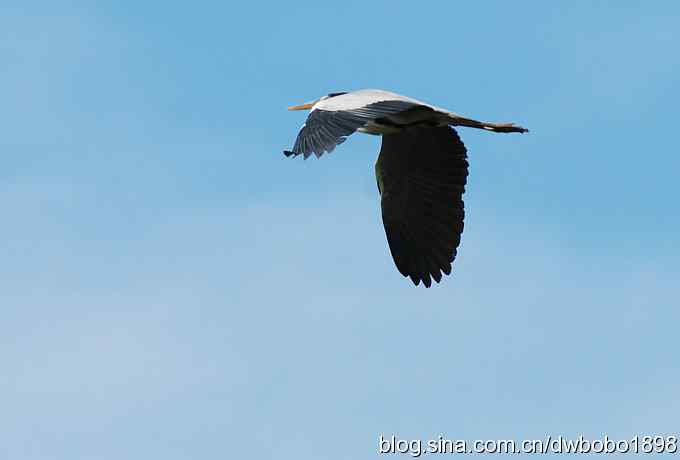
[285,89,527,287]
[315,90,462,134]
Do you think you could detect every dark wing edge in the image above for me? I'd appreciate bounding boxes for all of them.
[284,100,417,159]
[376,126,469,287]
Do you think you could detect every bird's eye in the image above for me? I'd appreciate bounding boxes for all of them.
[327,92,347,98]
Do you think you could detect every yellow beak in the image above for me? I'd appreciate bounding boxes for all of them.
[287,101,315,111]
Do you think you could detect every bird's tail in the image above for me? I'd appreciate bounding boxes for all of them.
[447,115,529,133]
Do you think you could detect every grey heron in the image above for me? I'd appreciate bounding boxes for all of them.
[285,89,528,287]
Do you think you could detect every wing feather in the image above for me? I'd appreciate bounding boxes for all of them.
[284,100,417,158]
[376,126,468,287]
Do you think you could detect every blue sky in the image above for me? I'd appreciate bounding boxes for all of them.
[2,1,679,458]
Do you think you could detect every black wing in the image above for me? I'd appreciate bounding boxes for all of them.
[376,126,469,287]
[284,100,417,159]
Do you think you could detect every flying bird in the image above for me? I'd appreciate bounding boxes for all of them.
[285,89,527,287]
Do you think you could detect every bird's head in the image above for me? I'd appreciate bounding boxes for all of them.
[288,92,348,110]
